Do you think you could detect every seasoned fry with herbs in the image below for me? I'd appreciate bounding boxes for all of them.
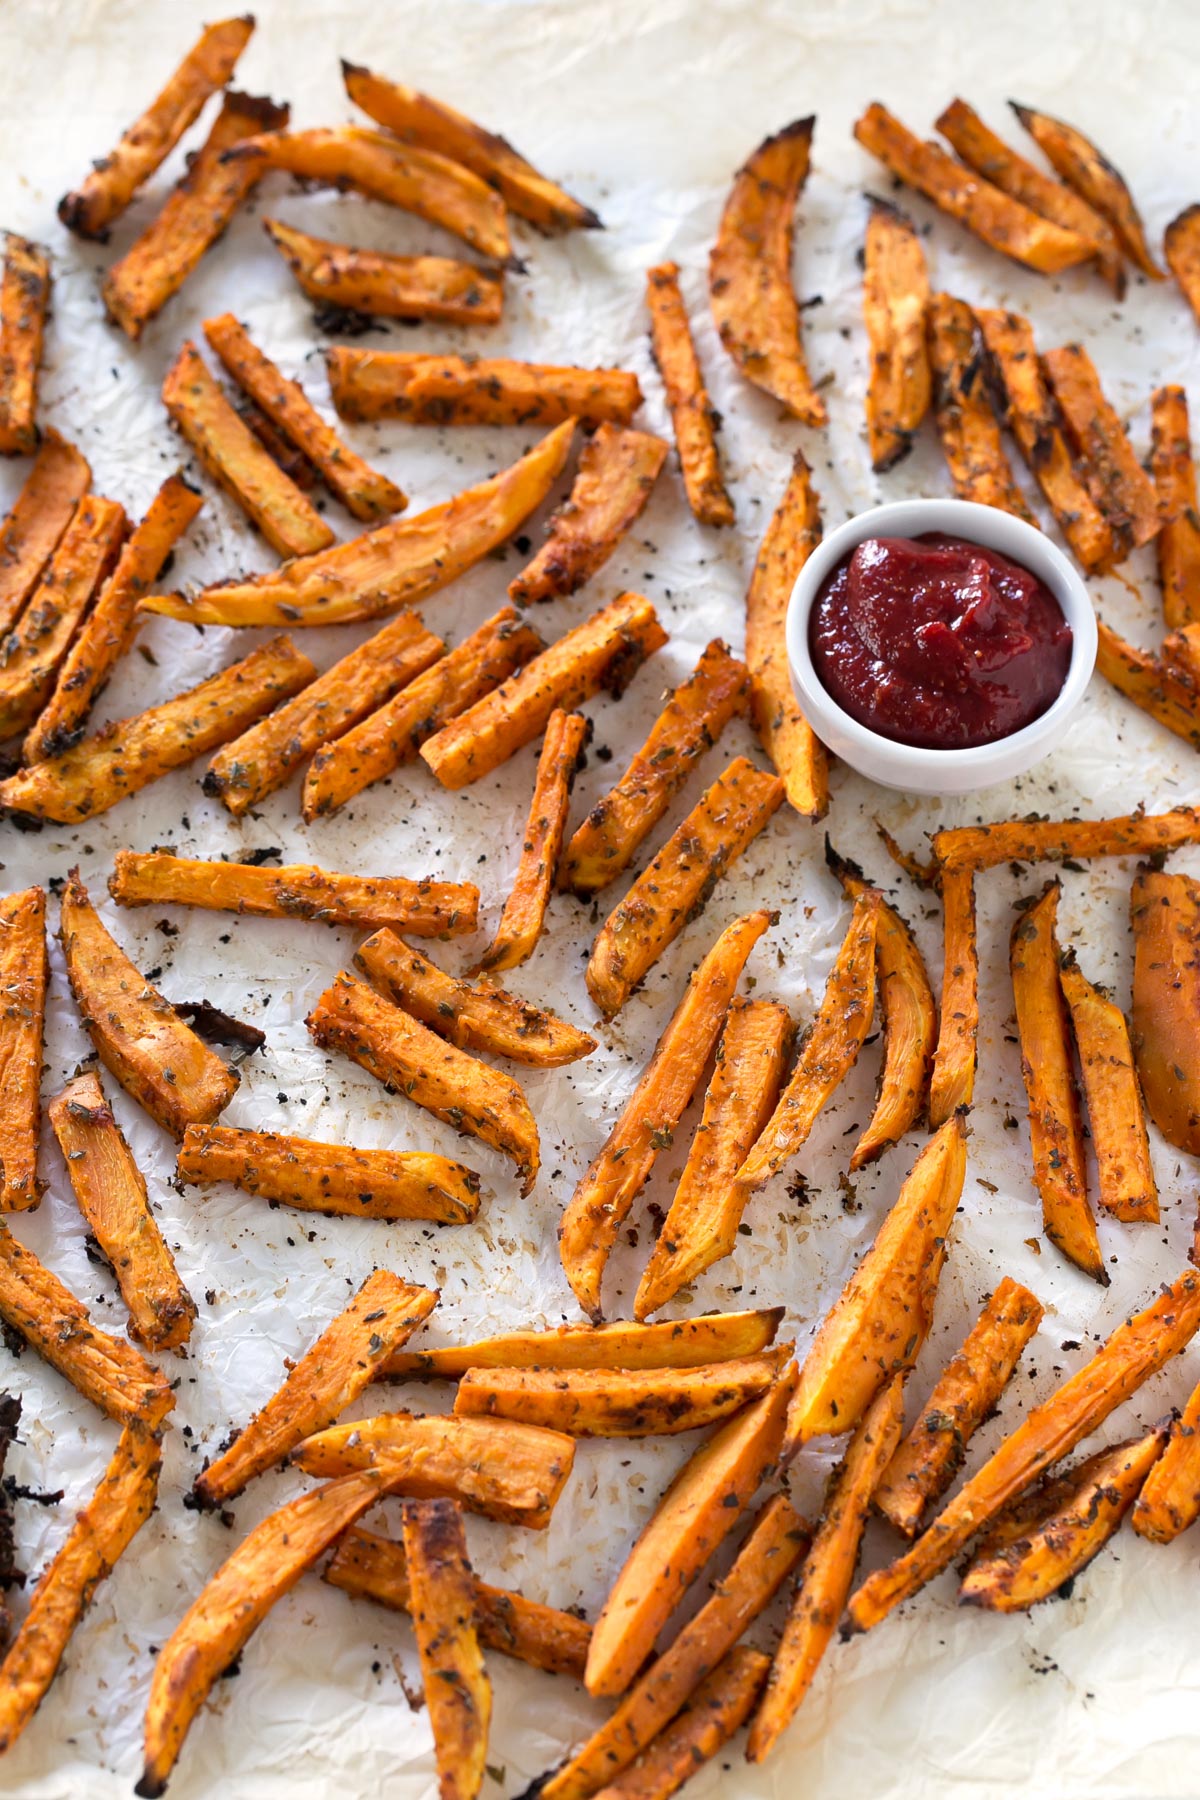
[381,1307,784,1381]
[1041,342,1161,554]
[590,1646,770,1799]
[1132,1377,1200,1542]
[645,262,734,527]
[928,864,978,1127]
[862,200,931,470]
[0,431,91,635]
[1131,865,1200,1156]
[0,887,46,1213]
[1150,385,1200,627]
[1059,950,1158,1223]
[401,1498,491,1800]
[1010,102,1163,280]
[0,236,49,456]
[263,219,505,325]
[934,806,1200,873]
[454,1352,789,1438]
[509,424,667,605]
[1094,619,1200,750]
[327,349,642,428]
[1165,205,1200,323]
[927,293,1034,518]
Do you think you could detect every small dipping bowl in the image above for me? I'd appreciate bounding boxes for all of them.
[786,497,1097,797]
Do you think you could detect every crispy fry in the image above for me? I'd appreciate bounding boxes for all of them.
[873,1277,1044,1537]
[585,1370,795,1698]
[876,820,939,888]
[0,1423,161,1756]
[102,92,289,340]
[1132,1377,1200,1542]
[307,972,540,1193]
[845,1267,1200,1634]
[634,997,791,1319]
[192,1272,437,1509]
[1095,619,1200,750]
[400,1498,491,1800]
[141,421,575,627]
[454,1352,789,1438]
[0,431,91,636]
[509,424,667,605]
[1150,385,1200,627]
[327,349,642,429]
[1162,621,1200,684]
[708,118,825,426]
[0,887,46,1213]
[1059,949,1157,1223]
[242,393,331,485]
[591,1645,769,1800]
[49,1071,196,1350]
[0,236,49,457]
[1041,342,1161,554]
[58,16,254,239]
[1131,865,1200,1155]
[862,200,931,470]
[927,292,1034,518]
[422,591,665,791]
[927,864,978,1127]
[645,262,733,527]
[560,910,771,1321]
[0,633,315,824]
[1010,102,1163,280]
[1165,205,1200,323]
[935,806,1200,874]
[263,219,505,326]
[474,708,589,974]
[303,607,543,819]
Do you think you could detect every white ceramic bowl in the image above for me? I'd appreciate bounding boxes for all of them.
[785,497,1097,797]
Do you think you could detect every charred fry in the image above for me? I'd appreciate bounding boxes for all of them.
[1130,865,1200,1156]
[400,1498,491,1800]
[862,200,931,470]
[1132,1377,1200,1542]
[1165,205,1200,324]
[590,1646,769,1799]
[1150,385,1200,627]
[1059,950,1157,1223]
[934,806,1200,873]
[263,219,504,326]
[0,431,91,636]
[1010,102,1163,280]
[0,887,46,1213]
[0,236,49,456]
[509,424,667,605]
[928,864,978,1126]
[454,1352,789,1438]
[327,350,641,429]
[927,293,1034,518]
[1041,342,1161,554]
[1094,618,1200,750]
[645,262,733,527]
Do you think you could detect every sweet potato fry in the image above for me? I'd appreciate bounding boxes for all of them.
[303,607,543,819]
[745,450,827,818]
[585,757,783,1016]
[634,997,791,1319]
[509,424,667,605]
[591,1646,769,1800]
[1010,102,1163,280]
[585,1370,795,1698]
[355,928,594,1068]
[263,219,505,326]
[192,1272,437,1509]
[927,293,1034,519]
[645,262,733,528]
[845,1267,1200,1634]
[1059,949,1157,1223]
[708,118,825,426]
[873,1277,1044,1537]
[862,199,931,471]
[307,973,540,1192]
[1041,342,1161,554]
[1162,621,1200,685]
[1132,1377,1200,1542]
[141,421,575,627]
[1131,865,1200,1156]
[0,633,315,824]
[560,910,771,1321]
[454,1352,789,1438]
[162,340,334,559]
[0,1423,161,1756]
[0,431,91,635]
[927,864,978,1127]
[474,708,589,974]
[60,867,238,1140]
[1165,204,1200,323]
[0,236,49,457]
[177,1123,481,1224]
[341,61,601,235]
[422,591,665,791]
[241,399,329,486]
[400,1498,491,1800]
[49,1071,196,1350]
[102,92,289,340]
[1150,385,1200,627]
[0,887,46,1213]
[934,806,1200,874]
[1095,618,1200,750]
[327,349,641,429]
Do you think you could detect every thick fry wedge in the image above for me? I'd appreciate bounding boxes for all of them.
[193,1272,437,1509]
[307,973,540,1193]
[591,1646,769,1800]
[1165,205,1200,323]
[1162,621,1200,685]
[474,708,589,974]
[1059,950,1157,1223]
[635,997,791,1319]
[708,118,824,426]
[873,1277,1044,1537]
[381,1307,785,1380]
[1132,1377,1200,1542]
[585,1370,795,1698]
[49,1071,196,1350]
[560,910,771,1321]
[1095,619,1200,750]
[509,424,667,605]
[102,92,289,340]
[422,591,665,791]
[454,1352,789,1438]
[845,1267,1200,1634]
[0,887,46,1213]
[60,868,238,1140]
[1010,102,1163,280]
[862,199,931,471]
[927,293,1034,519]
[263,219,504,326]
[177,1123,480,1224]
[645,262,733,527]
[342,61,600,235]
[1041,343,1160,554]
[586,757,783,1016]
[0,236,49,457]
[1131,865,1200,1155]
[141,421,575,626]
[0,633,315,824]
[0,431,91,635]
[745,450,827,818]
[0,1423,161,1756]
[58,15,254,239]
[935,807,1200,874]
[400,1499,491,1800]
[1150,385,1200,627]
[928,864,978,1127]
[303,607,543,818]
[327,349,641,429]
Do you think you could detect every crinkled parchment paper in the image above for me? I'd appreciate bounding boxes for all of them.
[2,0,1200,1795]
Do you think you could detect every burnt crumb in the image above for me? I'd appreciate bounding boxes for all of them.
[513,535,532,555]
[172,1000,266,1054]
[312,304,390,339]
[786,1173,811,1205]
[0,1323,23,1359]
[232,846,283,867]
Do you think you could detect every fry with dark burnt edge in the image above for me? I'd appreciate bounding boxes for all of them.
[927,293,1034,518]
[934,807,1200,873]
[591,1646,769,1799]
[454,1352,789,1437]
[402,1500,492,1800]
[1131,865,1200,1156]
[263,219,505,326]
[1094,619,1200,750]
[873,1277,1044,1537]
[1165,205,1200,324]
[0,432,91,636]
[708,118,825,426]
[862,200,931,470]
[1041,342,1161,554]
[0,236,49,456]
[1010,102,1163,279]
[381,1307,784,1380]
[645,262,733,527]
[509,424,667,605]
[327,350,642,428]
[1059,949,1157,1223]
[1132,1377,1200,1542]
[1150,385,1200,627]
[0,887,46,1213]
[928,864,978,1127]
[1161,623,1200,685]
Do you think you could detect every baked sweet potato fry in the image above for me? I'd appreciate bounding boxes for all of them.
[1131,865,1200,1156]
[49,1071,196,1350]
[177,1123,481,1224]
[0,236,49,457]
[102,92,289,340]
[0,633,315,824]
[141,421,575,627]
[307,973,540,1193]
[240,395,332,485]
[1010,102,1163,280]
[1162,621,1200,685]
[454,1351,789,1438]
[1041,343,1161,554]
[862,199,931,471]
[192,1272,437,1509]
[590,1646,769,1800]
[1165,205,1200,323]
[584,1370,795,1698]
[845,1267,1200,1634]
[934,806,1200,874]
[634,997,791,1319]
[474,708,589,974]
[422,591,665,791]
[1132,1377,1200,1542]
[400,1498,491,1800]
[708,118,825,426]
[927,292,1034,519]
[560,910,771,1321]
[327,350,641,429]
[509,424,667,605]
[60,868,239,1140]
[1150,385,1200,627]
[873,1277,1044,1537]
[263,219,505,326]
[0,1422,161,1756]
[1059,949,1157,1223]
[0,886,46,1213]
[0,431,91,636]
[586,756,783,1016]
[1095,618,1200,750]
[927,864,978,1127]
[645,262,733,527]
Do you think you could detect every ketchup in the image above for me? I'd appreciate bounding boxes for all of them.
[809,533,1072,750]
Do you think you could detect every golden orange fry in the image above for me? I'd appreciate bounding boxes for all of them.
[400,1497,492,1800]
[0,235,49,456]
[589,1646,770,1799]
[1149,384,1200,627]
[933,806,1200,873]
[1165,204,1200,324]
[862,199,931,470]
[454,1351,790,1438]
[1059,949,1158,1223]
[927,863,978,1127]
[0,886,47,1213]
[645,262,734,527]
[1010,101,1163,279]
[1132,1375,1200,1543]
[1041,341,1161,555]
[0,431,91,635]
[327,349,642,428]
[1095,618,1200,750]
[1130,864,1200,1157]
[509,423,667,605]
[263,218,505,325]
[927,292,1034,519]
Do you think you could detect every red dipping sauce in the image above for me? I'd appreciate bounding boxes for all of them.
[809,533,1073,751]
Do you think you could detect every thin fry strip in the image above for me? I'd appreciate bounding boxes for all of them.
[1060,950,1158,1223]
[193,1272,438,1509]
[926,864,979,1129]
[0,431,91,636]
[401,1498,491,1800]
[263,219,504,327]
[927,292,1034,519]
[454,1352,790,1438]
[1010,102,1163,280]
[592,1646,769,1800]
[645,262,733,527]
[1150,385,1200,628]
[0,887,46,1213]
[1041,342,1161,554]
[381,1308,785,1381]
[1094,619,1200,750]
[862,199,931,471]
[934,807,1200,874]
[1132,1376,1200,1542]
[327,350,641,429]
[1130,866,1200,1158]
[1165,205,1200,324]
[0,236,49,456]
[236,397,320,488]
[509,424,667,605]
